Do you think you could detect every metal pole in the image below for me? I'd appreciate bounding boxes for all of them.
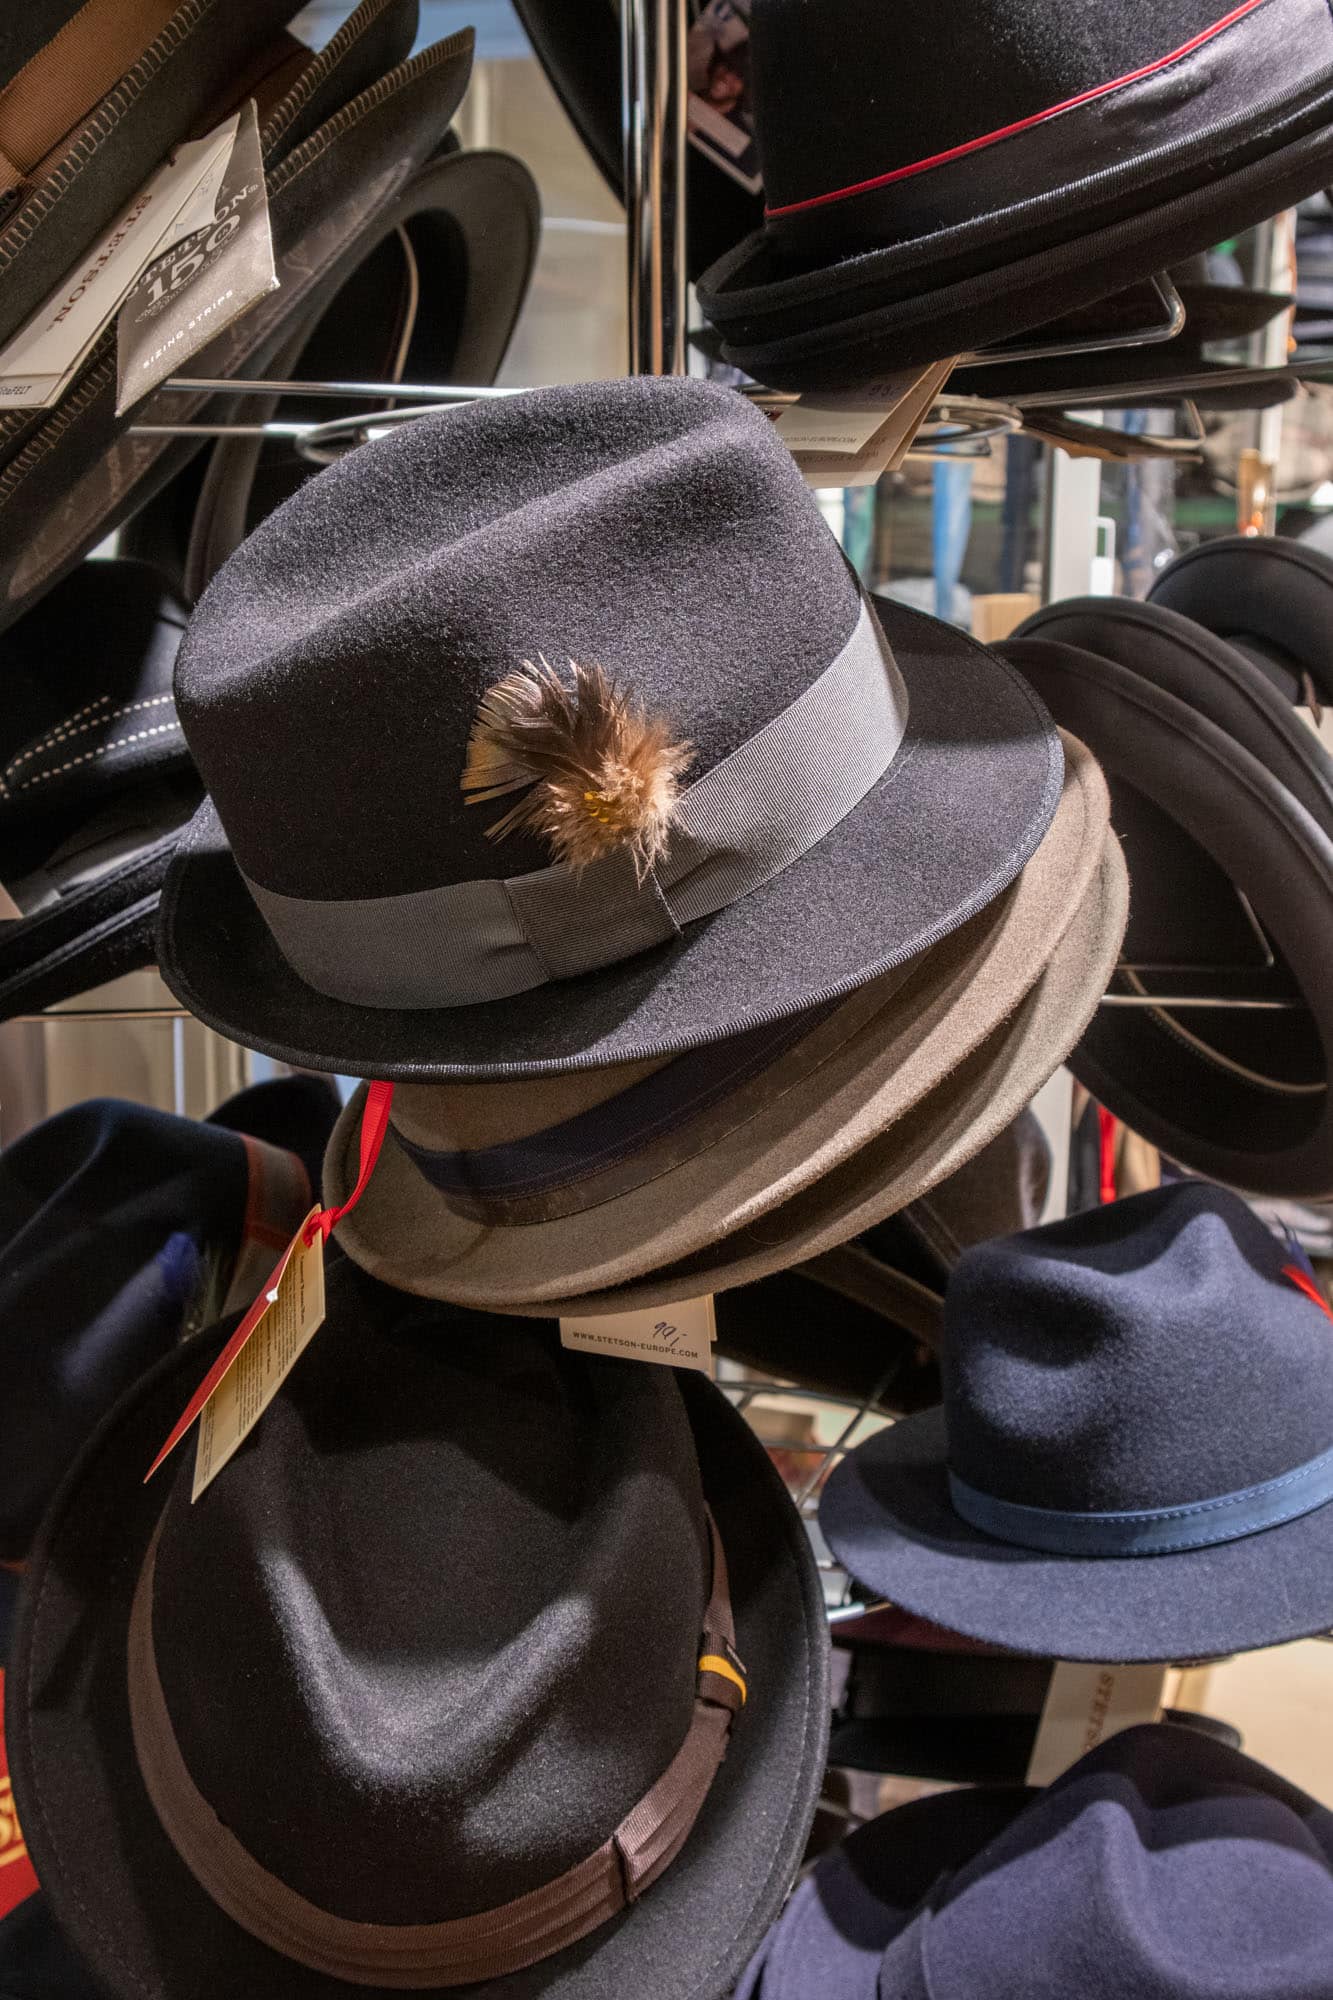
[621,0,689,375]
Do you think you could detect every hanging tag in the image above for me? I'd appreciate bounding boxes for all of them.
[190,1210,325,1501]
[1025,1660,1168,1786]
[560,1296,717,1375]
[776,359,959,487]
[145,1081,394,1487]
[116,97,277,413]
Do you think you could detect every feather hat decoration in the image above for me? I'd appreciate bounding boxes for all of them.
[461,656,693,877]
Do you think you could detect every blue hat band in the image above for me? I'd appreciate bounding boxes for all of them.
[947,1441,1333,1557]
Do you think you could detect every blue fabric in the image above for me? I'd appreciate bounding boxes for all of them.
[741,1724,1333,2000]
[948,1441,1333,1555]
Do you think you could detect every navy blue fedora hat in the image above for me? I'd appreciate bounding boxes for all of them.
[738,1723,1333,2000]
[0,1078,338,1561]
[821,1180,1333,1661]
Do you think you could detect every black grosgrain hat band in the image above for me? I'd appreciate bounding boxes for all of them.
[238,596,908,1010]
[129,1508,746,1987]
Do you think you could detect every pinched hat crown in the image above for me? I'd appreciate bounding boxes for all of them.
[128,1268,745,1984]
[943,1180,1333,1537]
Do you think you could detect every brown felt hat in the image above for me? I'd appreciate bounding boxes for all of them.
[324,734,1124,1310]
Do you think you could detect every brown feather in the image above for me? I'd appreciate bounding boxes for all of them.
[461,657,693,876]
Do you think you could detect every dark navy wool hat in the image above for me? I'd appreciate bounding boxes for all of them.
[737,1723,1333,2000]
[821,1180,1333,1661]
[157,374,1062,1079]
[697,0,1333,387]
[0,1078,338,1560]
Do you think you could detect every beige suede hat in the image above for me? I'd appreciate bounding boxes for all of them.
[324,732,1125,1308]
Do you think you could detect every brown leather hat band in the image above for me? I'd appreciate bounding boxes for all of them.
[128,1509,743,1987]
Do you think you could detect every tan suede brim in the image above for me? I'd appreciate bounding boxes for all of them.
[324,734,1122,1305]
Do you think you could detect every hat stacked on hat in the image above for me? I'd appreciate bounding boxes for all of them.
[697,0,1333,388]
[1004,572,1333,1195]
[738,1723,1333,1999]
[822,1178,1333,1661]
[7,1255,829,2000]
[152,372,1124,1307]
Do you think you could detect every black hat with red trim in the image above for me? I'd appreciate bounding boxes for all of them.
[696,0,1333,389]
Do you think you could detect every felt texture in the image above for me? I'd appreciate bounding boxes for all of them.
[160,574,1061,1077]
[0,1081,336,1560]
[1147,533,1333,702]
[696,33,1333,388]
[828,1703,1242,1783]
[9,1260,829,2000]
[321,732,1106,1302]
[1001,634,1333,1196]
[0,561,190,832]
[0,32,476,636]
[741,1725,1333,2000]
[481,833,1126,1319]
[821,1182,1333,1660]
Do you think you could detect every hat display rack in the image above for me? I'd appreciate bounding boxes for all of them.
[6,6,1333,1999]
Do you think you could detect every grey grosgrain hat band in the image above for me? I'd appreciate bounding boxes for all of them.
[238,596,908,1010]
[128,1508,746,1986]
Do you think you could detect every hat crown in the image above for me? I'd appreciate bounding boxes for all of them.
[751,0,1274,240]
[886,1726,1333,1998]
[943,1182,1333,1513]
[175,376,859,904]
[148,1267,711,1924]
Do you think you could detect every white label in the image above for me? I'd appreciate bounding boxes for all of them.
[1025,1660,1168,1786]
[774,399,900,456]
[560,1296,716,1374]
[0,112,240,408]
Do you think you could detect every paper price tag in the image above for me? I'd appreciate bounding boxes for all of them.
[560,1297,717,1374]
[779,360,960,487]
[117,97,276,413]
[1025,1660,1168,1786]
[0,112,240,408]
[190,1208,326,1501]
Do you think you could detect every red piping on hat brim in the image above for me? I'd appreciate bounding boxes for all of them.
[763,0,1269,218]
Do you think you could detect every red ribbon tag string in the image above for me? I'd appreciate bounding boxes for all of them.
[1284,1263,1333,1324]
[144,1081,394,1482]
[1097,1106,1118,1206]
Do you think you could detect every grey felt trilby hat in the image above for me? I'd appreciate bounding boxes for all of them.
[157,376,1063,1079]
[322,738,1125,1308]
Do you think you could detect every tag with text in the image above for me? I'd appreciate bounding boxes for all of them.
[0,112,240,408]
[561,1296,717,1374]
[117,97,276,413]
[191,1208,326,1501]
[1025,1660,1168,1786]
[777,360,959,486]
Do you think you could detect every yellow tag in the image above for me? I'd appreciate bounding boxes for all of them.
[191,1208,326,1501]
[560,1296,716,1375]
[1025,1660,1169,1785]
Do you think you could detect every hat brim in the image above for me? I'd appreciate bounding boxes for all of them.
[329,826,1125,1314]
[1147,533,1333,704]
[156,599,1062,1079]
[819,1404,1333,1661]
[9,1305,828,2000]
[697,101,1333,385]
[1000,637,1333,1197]
[321,740,1111,1303]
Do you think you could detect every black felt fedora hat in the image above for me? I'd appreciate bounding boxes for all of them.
[1001,612,1333,1197]
[820,1180,1333,1661]
[697,0,1333,388]
[738,1724,1333,2000]
[0,556,202,1020]
[1148,532,1333,705]
[0,12,476,636]
[9,1255,828,2000]
[0,1078,338,1561]
[157,375,1062,1079]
